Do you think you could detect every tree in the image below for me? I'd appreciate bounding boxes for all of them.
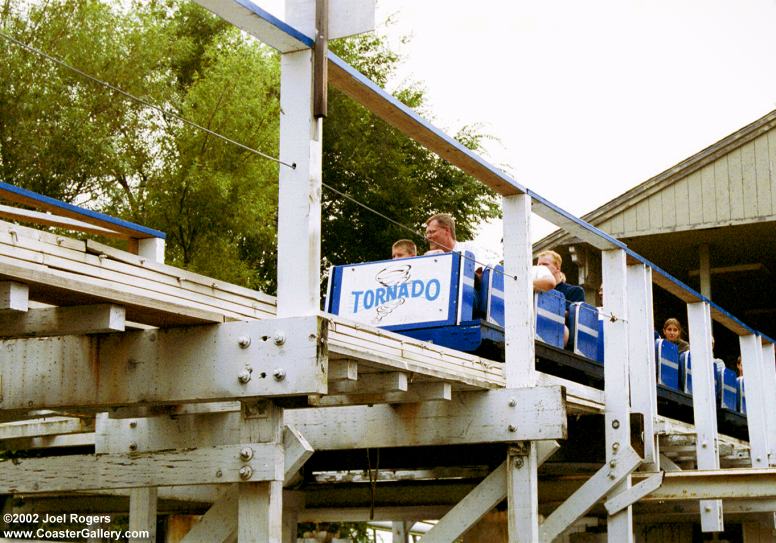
[0,0,500,293]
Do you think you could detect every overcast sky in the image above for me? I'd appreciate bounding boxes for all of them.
[267,0,776,248]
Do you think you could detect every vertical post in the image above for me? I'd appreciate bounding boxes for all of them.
[0,281,28,311]
[699,244,711,299]
[137,238,165,263]
[277,2,321,318]
[740,335,770,467]
[129,487,157,543]
[602,249,633,543]
[392,521,410,543]
[502,193,535,388]
[761,342,776,466]
[502,193,538,542]
[626,264,659,469]
[687,302,724,532]
[239,401,284,542]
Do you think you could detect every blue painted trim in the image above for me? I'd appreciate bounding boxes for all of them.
[234,0,314,48]
[327,266,341,315]
[327,53,526,195]
[0,181,166,239]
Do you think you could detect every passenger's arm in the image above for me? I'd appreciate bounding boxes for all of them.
[532,265,557,292]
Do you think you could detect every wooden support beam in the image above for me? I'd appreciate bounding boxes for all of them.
[634,468,776,501]
[740,335,771,468]
[283,425,314,486]
[328,359,358,382]
[0,304,124,338]
[605,472,664,515]
[311,381,451,407]
[180,487,237,543]
[688,301,724,532]
[0,416,94,440]
[129,487,157,543]
[288,387,566,449]
[0,203,122,237]
[509,443,539,542]
[0,317,326,413]
[327,371,407,395]
[0,280,28,311]
[0,443,283,493]
[539,446,641,543]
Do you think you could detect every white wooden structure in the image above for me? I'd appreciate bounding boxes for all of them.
[2,2,776,542]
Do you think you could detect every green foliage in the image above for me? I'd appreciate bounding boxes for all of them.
[0,0,499,294]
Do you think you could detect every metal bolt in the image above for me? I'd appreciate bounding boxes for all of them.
[240,447,254,461]
[704,505,711,512]
[508,424,517,433]
[612,419,620,429]
[238,336,251,349]
[128,441,138,452]
[609,460,617,468]
[509,398,517,407]
[274,332,286,346]
[238,369,252,384]
[612,441,620,451]
[239,466,253,480]
[702,441,708,448]
[273,368,286,381]
[215,469,223,478]
[129,420,137,428]
[514,457,524,468]
[608,472,616,480]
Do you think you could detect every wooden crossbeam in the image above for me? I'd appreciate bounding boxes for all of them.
[311,381,452,407]
[0,280,28,311]
[0,304,124,338]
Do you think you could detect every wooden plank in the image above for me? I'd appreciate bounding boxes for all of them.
[327,55,524,197]
[0,304,124,338]
[0,417,94,440]
[0,317,327,413]
[648,195,663,231]
[770,129,776,215]
[86,239,275,308]
[0,237,265,321]
[687,170,704,225]
[714,157,731,222]
[180,487,237,543]
[328,359,358,382]
[727,148,745,220]
[0,218,86,252]
[700,164,717,224]
[661,186,676,229]
[754,133,772,217]
[741,139,759,217]
[673,177,690,228]
[0,443,283,493]
[0,280,28,311]
[0,254,225,326]
[327,371,407,395]
[311,381,452,407]
[622,206,638,234]
[129,487,158,543]
[239,481,283,542]
[636,199,651,232]
[286,387,567,449]
[0,203,123,238]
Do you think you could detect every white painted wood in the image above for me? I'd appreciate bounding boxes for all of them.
[602,249,634,543]
[0,443,283,493]
[277,30,320,317]
[687,169,704,225]
[740,335,770,468]
[391,520,410,543]
[239,481,283,542]
[283,492,304,543]
[287,387,566,448]
[714,159,731,222]
[626,264,658,469]
[328,359,357,381]
[194,0,311,53]
[180,488,236,543]
[283,425,313,485]
[741,139,759,216]
[604,472,663,515]
[728,148,745,220]
[0,203,120,236]
[508,444,539,542]
[137,237,165,264]
[661,189,676,230]
[640,467,776,500]
[0,304,124,338]
[502,193,535,388]
[686,301,724,532]
[311,381,452,406]
[327,371,407,394]
[754,134,772,217]
[539,446,641,543]
[700,164,716,224]
[0,280,28,311]
[761,342,776,466]
[0,416,94,440]
[1,317,326,412]
[129,487,157,543]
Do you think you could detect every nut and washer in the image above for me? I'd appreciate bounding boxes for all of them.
[240,447,254,461]
[273,368,286,381]
[238,369,252,384]
[238,336,251,348]
[274,332,286,346]
[239,466,253,480]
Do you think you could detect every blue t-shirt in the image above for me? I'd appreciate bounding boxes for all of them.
[555,282,585,309]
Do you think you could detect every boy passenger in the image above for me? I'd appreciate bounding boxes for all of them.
[392,239,417,259]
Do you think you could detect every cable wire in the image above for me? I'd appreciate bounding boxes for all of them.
[0,30,295,170]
